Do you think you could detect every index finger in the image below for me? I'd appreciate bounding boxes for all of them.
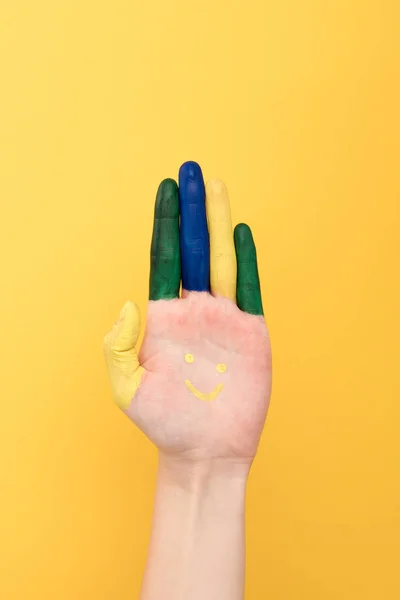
[149,178,181,300]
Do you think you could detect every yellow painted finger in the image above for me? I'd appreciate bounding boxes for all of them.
[205,179,237,301]
[103,300,145,410]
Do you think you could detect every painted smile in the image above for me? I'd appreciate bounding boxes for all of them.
[184,380,224,402]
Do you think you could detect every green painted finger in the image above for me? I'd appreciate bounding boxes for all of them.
[234,223,264,315]
[149,179,181,300]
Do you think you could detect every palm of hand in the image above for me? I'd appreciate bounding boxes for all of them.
[129,293,271,460]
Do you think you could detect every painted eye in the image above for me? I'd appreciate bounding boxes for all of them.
[216,363,227,373]
[185,353,195,364]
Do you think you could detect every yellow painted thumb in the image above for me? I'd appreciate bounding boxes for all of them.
[103,300,145,410]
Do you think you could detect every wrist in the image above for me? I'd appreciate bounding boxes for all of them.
[157,453,251,495]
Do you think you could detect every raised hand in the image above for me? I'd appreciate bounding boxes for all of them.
[104,162,272,464]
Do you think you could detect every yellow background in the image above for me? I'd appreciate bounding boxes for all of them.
[1,1,399,598]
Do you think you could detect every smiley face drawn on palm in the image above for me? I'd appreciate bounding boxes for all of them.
[104,162,272,461]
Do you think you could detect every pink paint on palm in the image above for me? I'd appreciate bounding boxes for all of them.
[126,292,272,461]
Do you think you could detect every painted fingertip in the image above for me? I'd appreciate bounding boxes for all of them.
[179,160,203,182]
[111,301,131,330]
[179,162,206,201]
[234,222,253,244]
[119,300,132,319]
[113,301,140,351]
[206,178,227,195]
[155,178,179,218]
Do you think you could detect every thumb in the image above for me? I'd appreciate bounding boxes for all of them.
[103,300,145,410]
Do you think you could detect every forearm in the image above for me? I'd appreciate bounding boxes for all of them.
[139,455,250,600]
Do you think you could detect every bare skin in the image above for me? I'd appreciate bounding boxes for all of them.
[104,165,272,600]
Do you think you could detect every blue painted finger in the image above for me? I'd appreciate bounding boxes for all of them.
[178,161,210,292]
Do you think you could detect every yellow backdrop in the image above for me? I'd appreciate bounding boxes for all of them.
[1,1,399,598]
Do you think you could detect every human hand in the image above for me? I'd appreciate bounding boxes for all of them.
[104,162,272,466]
